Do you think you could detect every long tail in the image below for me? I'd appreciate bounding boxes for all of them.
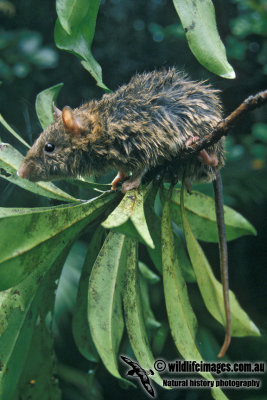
[213,171,231,357]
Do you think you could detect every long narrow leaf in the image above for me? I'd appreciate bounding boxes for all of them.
[162,194,198,353]
[138,261,160,285]
[88,232,132,384]
[0,246,70,399]
[68,178,111,192]
[0,114,30,149]
[145,204,162,273]
[144,180,162,272]
[139,275,161,330]
[173,229,196,282]
[180,184,260,337]
[0,191,118,290]
[161,193,228,400]
[166,188,256,242]
[152,322,169,355]
[123,239,163,387]
[72,226,105,362]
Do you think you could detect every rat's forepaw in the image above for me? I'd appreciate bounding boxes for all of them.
[185,136,200,148]
[111,171,128,190]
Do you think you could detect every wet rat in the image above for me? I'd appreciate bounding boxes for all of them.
[17,68,224,191]
[17,67,230,356]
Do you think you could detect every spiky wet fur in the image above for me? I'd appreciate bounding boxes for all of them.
[20,68,224,183]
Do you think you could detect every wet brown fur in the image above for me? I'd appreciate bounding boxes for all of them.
[19,68,224,183]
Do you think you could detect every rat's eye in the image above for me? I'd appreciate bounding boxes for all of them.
[44,143,55,153]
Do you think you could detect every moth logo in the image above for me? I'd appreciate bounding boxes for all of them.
[120,355,156,397]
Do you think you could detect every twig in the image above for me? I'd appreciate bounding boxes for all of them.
[180,88,267,159]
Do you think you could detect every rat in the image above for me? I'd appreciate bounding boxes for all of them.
[17,68,224,191]
[17,67,230,356]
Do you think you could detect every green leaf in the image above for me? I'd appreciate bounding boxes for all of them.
[68,177,111,192]
[145,202,162,273]
[13,322,61,400]
[0,114,30,149]
[180,184,260,337]
[123,239,163,387]
[0,191,118,290]
[11,245,67,400]
[81,58,111,92]
[56,0,90,35]
[54,18,91,62]
[35,83,64,129]
[72,226,105,362]
[172,0,235,79]
[56,364,99,398]
[139,275,161,330]
[173,229,196,282]
[196,327,222,361]
[0,246,69,400]
[138,261,160,284]
[54,0,110,91]
[161,193,228,400]
[162,193,198,349]
[167,188,256,242]
[152,322,169,355]
[0,143,79,202]
[88,232,132,384]
[56,0,99,45]
[102,185,155,249]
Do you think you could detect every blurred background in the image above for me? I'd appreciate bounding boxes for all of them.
[0,0,266,399]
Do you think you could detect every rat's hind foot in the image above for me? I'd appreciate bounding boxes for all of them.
[185,136,218,167]
[121,173,143,194]
[199,149,218,167]
[111,171,128,190]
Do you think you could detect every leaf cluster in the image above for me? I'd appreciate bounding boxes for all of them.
[0,102,259,398]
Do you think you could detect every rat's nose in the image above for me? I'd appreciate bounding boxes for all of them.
[17,164,28,179]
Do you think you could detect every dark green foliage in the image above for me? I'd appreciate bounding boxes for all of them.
[0,29,58,82]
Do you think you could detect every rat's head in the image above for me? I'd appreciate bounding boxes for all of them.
[17,105,98,182]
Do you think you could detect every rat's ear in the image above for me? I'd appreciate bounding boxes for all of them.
[53,102,62,119]
[62,106,83,134]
